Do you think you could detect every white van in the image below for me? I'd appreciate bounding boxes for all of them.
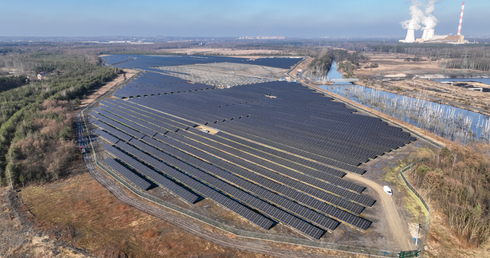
[383,186,393,196]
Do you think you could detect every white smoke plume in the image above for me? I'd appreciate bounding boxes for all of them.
[422,0,439,29]
[400,0,425,30]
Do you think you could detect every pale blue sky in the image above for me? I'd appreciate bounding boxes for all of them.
[0,0,488,37]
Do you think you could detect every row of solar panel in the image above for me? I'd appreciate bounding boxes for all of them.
[164,132,367,215]
[192,131,365,193]
[104,142,276,231]
[175,129,375,207]
[130,137,340,231]
[94,108,158,137]
[103,55,301,70]
[101,102,185,132]
[91,111,145,139]
[104,99,195,128]
[94,128,120,145]
[216,133,347,178]
[104,157,151,190]
[103,144,201,204]
[114,86,216,98]
[115,140,326,239]
[97,99,358,181]
[92,118,133,142]
[146,134,372,230]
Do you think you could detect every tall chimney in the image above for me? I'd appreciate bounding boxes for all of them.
[457,2,465,35]
[404,29,415,42]
[422,29,428,40]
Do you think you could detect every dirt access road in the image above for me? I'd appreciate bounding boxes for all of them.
[80,68,138,108]
[344,173,414,251]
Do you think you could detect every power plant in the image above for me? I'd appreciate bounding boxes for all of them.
[400,1,468,44]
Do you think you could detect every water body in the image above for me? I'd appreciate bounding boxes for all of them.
[321,62,490,144]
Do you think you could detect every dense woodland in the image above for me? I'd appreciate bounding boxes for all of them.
[410,144,490,246]
[0,75,28,93]
[0,47,119,186]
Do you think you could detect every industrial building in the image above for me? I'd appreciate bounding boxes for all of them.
[400,2,469,44]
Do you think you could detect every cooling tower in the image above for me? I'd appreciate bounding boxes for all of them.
[422,29,428,40]
[426,28,435,40]
[404,29,415,42]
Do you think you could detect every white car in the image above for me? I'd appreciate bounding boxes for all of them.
[383,186,393,196]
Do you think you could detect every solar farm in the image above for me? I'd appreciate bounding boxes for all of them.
[89,55,416,240]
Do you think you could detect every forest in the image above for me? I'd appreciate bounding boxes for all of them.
[409,144,490,246]
[0,47,119,186]
[0,75,28,93]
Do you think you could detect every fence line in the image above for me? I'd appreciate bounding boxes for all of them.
[399,163,431,257]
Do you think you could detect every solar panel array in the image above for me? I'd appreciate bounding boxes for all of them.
[102,54,302,70]
[104,157,152,190]
[89,64,416,238]
[103,144,202,204]
[113,71,217,99]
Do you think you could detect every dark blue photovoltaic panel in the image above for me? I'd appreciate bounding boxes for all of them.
[104,157,152,190]
[105,143,275,230]
[117,140,325,238]
[94,128,119,144]
[101,55,302,70]
[153,133,371,230]
[103,144,201,204]
[176,129,375,207]
[91,116,132,141]
[131,137,340,231]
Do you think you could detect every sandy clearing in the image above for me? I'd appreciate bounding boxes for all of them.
[80,69,138,108]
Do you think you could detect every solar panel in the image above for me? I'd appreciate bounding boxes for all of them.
[117,140,326,238]
[103,144,201,204]
[132,136,340,231]
[104,157,152,190]
[106,143,276,230]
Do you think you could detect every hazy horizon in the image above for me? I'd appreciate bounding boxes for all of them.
[1,0,489,38]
